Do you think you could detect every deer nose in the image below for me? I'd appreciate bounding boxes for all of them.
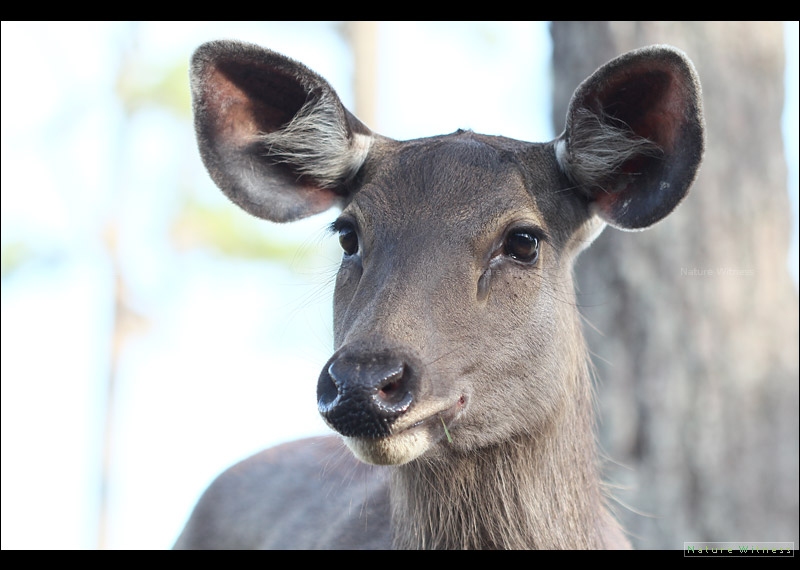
[317,351,415,438]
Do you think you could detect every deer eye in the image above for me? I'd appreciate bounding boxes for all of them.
[503,229,539,263]
[338,226,359,257]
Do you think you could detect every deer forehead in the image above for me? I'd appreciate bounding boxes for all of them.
[341,134,570,253]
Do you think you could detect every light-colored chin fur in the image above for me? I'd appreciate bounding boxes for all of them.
[345,426,435,466]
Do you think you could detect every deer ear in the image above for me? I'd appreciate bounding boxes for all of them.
[556,45,704,230]
[190,41,374,222]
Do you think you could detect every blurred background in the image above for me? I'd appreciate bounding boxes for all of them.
[1,21,797,550]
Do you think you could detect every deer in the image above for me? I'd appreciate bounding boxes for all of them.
[174,40,704,550]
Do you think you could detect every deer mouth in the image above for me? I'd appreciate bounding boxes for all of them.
[344,395,467,466]
[405,394,466,437]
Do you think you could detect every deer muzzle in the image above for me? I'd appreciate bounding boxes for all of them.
[317,349,416,438]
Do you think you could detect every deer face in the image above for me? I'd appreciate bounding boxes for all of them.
[318,134,594,465]
[190,41,704,467]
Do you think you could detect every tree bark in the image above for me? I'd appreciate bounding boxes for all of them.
[552,21,799,549]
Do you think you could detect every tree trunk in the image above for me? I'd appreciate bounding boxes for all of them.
[552,21,799,549]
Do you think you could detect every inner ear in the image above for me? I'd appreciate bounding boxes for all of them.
[594,65,684,152]
[558,46,705,230]
[202,59,311,149]
[589,65,689,224]
[190,41,374,223]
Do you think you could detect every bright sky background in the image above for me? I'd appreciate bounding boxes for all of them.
[1,21,797,550]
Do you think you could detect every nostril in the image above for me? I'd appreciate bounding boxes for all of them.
[376,365,402,397]
[374,365,412,410]
[317,364,341,413]
[378,379,400,399]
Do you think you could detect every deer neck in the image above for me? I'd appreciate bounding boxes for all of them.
[388,361,612,550]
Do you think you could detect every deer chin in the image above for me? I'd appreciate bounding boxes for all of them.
[344,400,464,466]
[344,428,432,466]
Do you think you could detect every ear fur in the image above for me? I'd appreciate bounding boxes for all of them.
[556,45,705,230]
